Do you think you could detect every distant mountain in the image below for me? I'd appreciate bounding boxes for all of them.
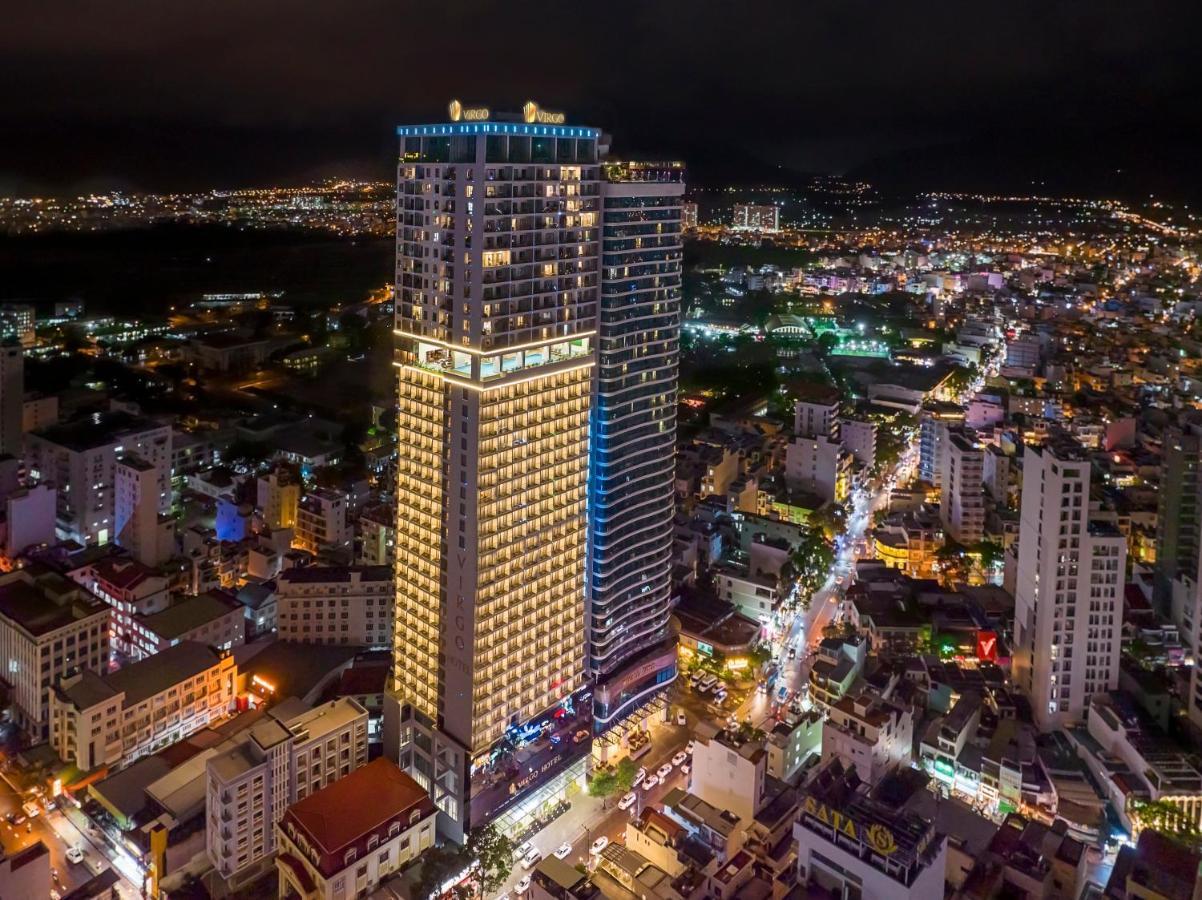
[849,127,1202,204]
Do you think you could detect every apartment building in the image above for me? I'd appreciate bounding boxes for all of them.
[206,697,369,890]
[132,589,246,658]
[275,758,437,900]
[941,428,986,545]
[821,688,915,784]
[0,566,110,740]
[25,410,171,546]
[1012,434,1126,730]
[49,641,235,771]
[356,505,395,568]
[258,467,300,531]
[294,488,351,556]
[115,455,175,567]
[276,566,393,647]
[68,555,170,662]
[785,434,850,504]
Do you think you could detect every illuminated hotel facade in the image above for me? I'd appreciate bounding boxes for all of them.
[590,161,685,729]
[386,105,686,841]
[386,107,600,841]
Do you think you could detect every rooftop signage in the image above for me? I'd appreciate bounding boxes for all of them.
[523,100,566,125]
[448,99,490,122]
[802,795,898,856]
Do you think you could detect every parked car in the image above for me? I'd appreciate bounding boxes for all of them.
[685,741,695,754]
[671,751,688,767]
[618,792,637,811]
[553,842,572,860]
[514,841,533,861]
[572,729,589,744]
[632,767,646,787]
[676,711,687,726]
[657,763,673,780]
[642,775,660,792]
[590,836,610,856]
[515,875,532,895]
[522,847,542,869]
[66,846,85,865]
[681,763,691,776]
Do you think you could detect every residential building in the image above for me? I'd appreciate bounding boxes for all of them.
[765,711,823,783]
[258,467,299,531]
[2,483,56,558]
[275,758,437,900]
[1012,434,1126,730]
[940,428,986,545]
[0,566,109,739]
[794,760,947,900]
[733,203,779,233]
[1156,425,1202,610]
[0,303,35,346]
[588,160,684,728]
[132,589,246,658]
[276,565,393,648]
[681,201,698,230]
[206,697,370,890]
[785,434,850,504]
[0,340,22,456]
[188,332,269,373]
[49,641,235,771]
[840,418,877,470]
[794,388,841,439]
[70,556,170,662]
[25,410,171,546]
[22,392,58,434]
[688,731,766,823]
[356,504,395,567]
[294,488,351,556]
[821,688,914,783]
[115,455,175,567]
[386,110,599,841]
[712,562,778,626]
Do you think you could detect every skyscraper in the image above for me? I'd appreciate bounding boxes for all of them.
[589,161,684,729]
[386,107,600,841]
[1012,433,1125,731]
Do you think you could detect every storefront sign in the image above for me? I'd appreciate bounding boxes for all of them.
[802,796,898,855]
[976,630,998,662]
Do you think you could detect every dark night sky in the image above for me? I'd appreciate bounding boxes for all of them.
[1,0,1198,198]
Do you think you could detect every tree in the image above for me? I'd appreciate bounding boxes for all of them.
[614,757,639,793]
[413,844,463,899]
[971,539,1005,571]
[465,824,513,895]
[935,539,970,587]
[588,769,618,802]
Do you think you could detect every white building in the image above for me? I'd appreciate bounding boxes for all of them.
[688,732,767,823]
[733,204,780,233]
[821,689,914,783]
[940,429,985,545]
[115,455,175,567]
[294,488,350,556]
[794,761,947,900]
[712,563,779,626]
[49,641,235,771]
[1012,435,1126,730]
[275,758,437,900]
[132,589,246,658]
[785,435,850,504]
[3,483,56,558]
[25,410,172,546]
[275,566,393,648]
[794,391,840,439]
[356,505,395,567]
[69,556,170,662]
[206,697,369,891]
[0,566,110,740]
[840,418,877,470]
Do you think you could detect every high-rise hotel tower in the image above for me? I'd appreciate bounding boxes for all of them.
[387,103,683,841]
[589,161,685,730]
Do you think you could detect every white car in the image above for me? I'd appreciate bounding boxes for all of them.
[657,763,673,780]
[590,836,610,856]
[66,846,85,865]
[685,740,695,754]
[681,763,691,776]
[671,751,688,767]
[676,711,687,726]
[522,847,542,869]
[642,774,660,791]
[632,767,646,787]
[618,791,637,811]
[514,841,533,861]
[553,842,572,860]
[515,875,532,895]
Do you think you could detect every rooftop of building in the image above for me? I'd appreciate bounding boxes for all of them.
[192,331,267,349]
[662,787,741,837]
[277,565,391,585]
[282,758,434,877]
[84,555,167,592]
[1105,828,1200,900]
[233,638,360,702]
[0,568,106,637]
[31,410,166,452]
[137,590,241,640]
[62,640,226,710]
